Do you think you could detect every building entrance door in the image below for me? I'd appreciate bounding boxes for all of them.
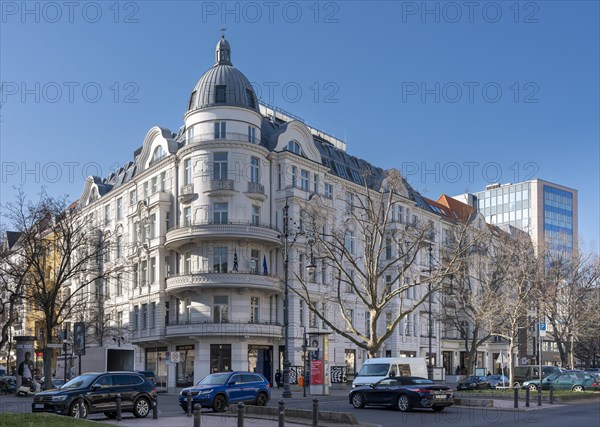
[248,345,273,385]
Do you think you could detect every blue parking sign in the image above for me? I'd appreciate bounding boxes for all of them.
[539,323,547,331]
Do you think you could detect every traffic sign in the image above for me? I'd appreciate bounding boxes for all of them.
[539,322,547,337]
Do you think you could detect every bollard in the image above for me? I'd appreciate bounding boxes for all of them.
[537,388,542,406]
[549,386,554,404]
[153,395,158,419]
[237,402,245,427]
[312,398,319,427]
[525,387,530,407]
[278,400,285,427]
[194,404,201,427]
[513,386,519,408]
[187,391,193,417]
[78,394,85,419]
[116,393,122,421]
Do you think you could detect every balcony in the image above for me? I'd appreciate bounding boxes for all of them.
[166,321,282,339]
[127,191,171,216]
[179,184,197,204]
[166,271,283,293]
[165,220,281,248]
[130,327,165,343]
[245,182,267,201]
[205,179,236,196]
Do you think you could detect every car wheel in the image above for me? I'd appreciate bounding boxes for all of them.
[572,385,584,392]
[255,392,268,406]
[397,395,412,412]
[70,401,88,419]
[432,406,446,412]
[212,394,227,412]
[104,412,117,419]
[528,384,538,391]
[133,396,151,418]
[351,393,366,409]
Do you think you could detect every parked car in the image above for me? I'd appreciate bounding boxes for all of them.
[136,371,156,385]
[39,376,66,390]
[456,375,492,391]
[179,371,270,412]
[32,371,156,419]
[349,376,454,412]
[486,375,510,389]
[522,371,599,391]
[512,365,563,387]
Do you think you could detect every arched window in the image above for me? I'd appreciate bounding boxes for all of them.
[287,140,303,155]
[152,146,166,164]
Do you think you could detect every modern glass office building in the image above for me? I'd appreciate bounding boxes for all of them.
[455,179,577,253]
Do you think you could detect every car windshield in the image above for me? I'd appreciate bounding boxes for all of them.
[196,373,230,386]
[357,364,390,377]
[410,378,434,384]
[60,374,97,390]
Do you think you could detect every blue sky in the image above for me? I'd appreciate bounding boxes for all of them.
[1,1,598,251]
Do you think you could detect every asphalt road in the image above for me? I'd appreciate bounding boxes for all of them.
[2,392,599,427]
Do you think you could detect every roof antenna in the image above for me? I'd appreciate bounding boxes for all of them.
[220,27,227,38]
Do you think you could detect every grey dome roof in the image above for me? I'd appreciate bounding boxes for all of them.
[187,37,259,113]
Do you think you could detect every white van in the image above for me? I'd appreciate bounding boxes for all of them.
[352,357,428,388]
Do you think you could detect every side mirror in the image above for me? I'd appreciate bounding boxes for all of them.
[370,384,376,389]
[228,381,236,386]
[91,383,102,390]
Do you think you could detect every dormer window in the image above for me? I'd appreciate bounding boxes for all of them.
[152,146,166,164]
[287,140,303,155]
[246,89,256,108]
[215,85,226,103]
[188,90,196,110]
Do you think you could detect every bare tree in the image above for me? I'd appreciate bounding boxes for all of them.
[543,246,600,367]
[292,170,478,358]
[3,190,119,390]
[438,224,504,375]
[491,229,540,386]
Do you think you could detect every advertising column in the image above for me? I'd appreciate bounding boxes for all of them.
[309,334,330,395]
[15,336,36,389]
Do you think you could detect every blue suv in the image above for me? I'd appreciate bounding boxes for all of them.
[179,371,270,412]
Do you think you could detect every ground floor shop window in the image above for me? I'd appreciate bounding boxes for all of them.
[146,347,168,388]
[248,345,272,385]
[176,345,195,387]
[210,344,231,373]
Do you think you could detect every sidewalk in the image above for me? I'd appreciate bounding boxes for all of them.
[102,414,306,427]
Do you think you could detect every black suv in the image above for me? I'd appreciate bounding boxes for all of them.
[32,371,156,419]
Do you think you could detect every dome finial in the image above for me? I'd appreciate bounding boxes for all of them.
[216,30,231,65]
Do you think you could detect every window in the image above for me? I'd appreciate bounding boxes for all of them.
[213,152,228,180]
[250,157,260,183]
[385,275,392,294]
[386,312,392,329]
[250,297,260,323]
[291,166,297,187]
[309,308,317,328]
[314,174,319,194]
[104,278,110,299]
[150,257,156,284]
[133,306,139,330]
[130,189,137,206]
[184,252,192,274]
[152,146,166,164]
[184,207,192,226]
[250,249,260,274]
[251,205,260,225]
[116,235,123,259]
[143,181,149,199]
[149,214,156,239]
[141,260,148,286]
[300,170,309,191]
[324,183,333,199]
[104,205,111,225]
[184,158,192,185]
[185,298,192,323]
[396,205,403,223]
[214,296,229,323]
[213,247,228,273]
[346,192,355,212]
[213,202,228,224]
[142,304,148,329]
[116,197,122,220]
[248,126,256,143]
[246,89,256,108]
[345,231,355,254]
[287,140,302,155]
[345,309,354,332]
[150,302,156,328]
[133,264,138,288]
[165,301,170,325]
[298,253,304,280]
[188,90,196,110]
[299,300,305,326]
[277,164,282,190]
[214,122,226,139]
[187,125,195,143]
[116,274,123,296]
[160,171,167,191]
[385,238,392,259]
[215,85,226,103]
[117,311,123,329]
[151,176,158,194]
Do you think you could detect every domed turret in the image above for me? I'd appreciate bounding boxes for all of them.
[187,37,259,113]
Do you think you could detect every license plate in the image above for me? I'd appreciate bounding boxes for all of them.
[34,404,45,409]
[434,394,447,400]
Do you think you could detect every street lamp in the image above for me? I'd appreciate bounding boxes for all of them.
[427,243,434,381]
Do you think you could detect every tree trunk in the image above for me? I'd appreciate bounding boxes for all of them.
[43,347,53,390]
[507,338,515,386]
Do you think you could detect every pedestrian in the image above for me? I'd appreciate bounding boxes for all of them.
[455,365,460,375]
[275,369,282,388]
[18,352,34,387]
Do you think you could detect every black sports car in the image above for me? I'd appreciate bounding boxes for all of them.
[349,377,454,412]
[456,375,492,391]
